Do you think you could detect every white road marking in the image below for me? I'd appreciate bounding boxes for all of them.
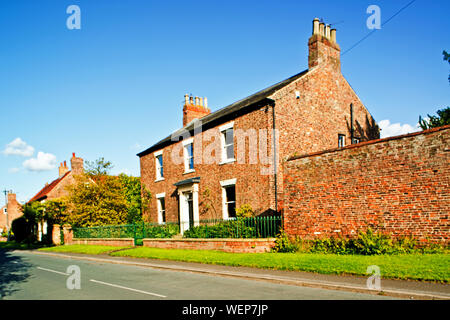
[37,266,69,276]
[89,279,167,298]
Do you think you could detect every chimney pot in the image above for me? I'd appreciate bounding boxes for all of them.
[325,25,331,39]
[204,97,208,109]
[194,96,199,105]
[331,29,336,43]
[184,94,189,105]
[313,18,320,35]
[189,95,194,104]
[319,23,325,36]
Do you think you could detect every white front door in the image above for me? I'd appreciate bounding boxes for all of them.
[178,184,200,235]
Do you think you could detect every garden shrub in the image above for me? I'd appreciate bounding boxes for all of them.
[145,224,179,238]
[272,231,299,253]
[235,204,254,218]
[11,217,33,243]
[272,228,447,255]
[183,220,255,239]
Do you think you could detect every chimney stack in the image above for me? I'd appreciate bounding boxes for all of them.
[58,160,69,177]
[308,18,341,71]
[70,153,84,176]
[182,94,211,126]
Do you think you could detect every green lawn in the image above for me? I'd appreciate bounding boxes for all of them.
[39,244,450,282]
[0,241,51,250]
[39,244,131,255]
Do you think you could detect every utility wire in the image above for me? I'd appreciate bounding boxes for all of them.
[342,0,418,56]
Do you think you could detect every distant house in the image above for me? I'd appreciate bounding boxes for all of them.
[28,153,84,240]
[0,193,22,234]
[137,18,379,233]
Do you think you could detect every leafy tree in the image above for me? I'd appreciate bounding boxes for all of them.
[43,199,68,225]
[85,157,113,176]
[444,50,449,83]
[118,173,144,224]
[66,175,128,227]
[419,107,450,130]
[418,51,450,130]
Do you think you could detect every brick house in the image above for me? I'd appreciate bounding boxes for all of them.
[138,19,379,233]
[28,153,84,240]
[0,193,23,234]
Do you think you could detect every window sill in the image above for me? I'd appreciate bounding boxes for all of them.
[219,158,236,165]
[183,169,195,175]
[154,178,165,183]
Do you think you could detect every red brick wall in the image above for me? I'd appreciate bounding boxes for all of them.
[283,126,450,243]
[143,238,275,253]
[70,238,135,247]
[140,105,275,223]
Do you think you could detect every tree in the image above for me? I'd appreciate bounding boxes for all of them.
[418,51,450,130]
[43,199,68,225]
[119,173,146,224]
[85,157,113,176]
[66,175,128,227]
[444,50,450,84]
[419,107,450,130]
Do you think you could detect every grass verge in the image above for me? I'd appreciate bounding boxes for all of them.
[0,241,51,250]
[39,244,131,255]
[36,244,449,282]
[110,247,450,282]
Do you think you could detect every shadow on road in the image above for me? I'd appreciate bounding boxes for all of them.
[0,249,33,299]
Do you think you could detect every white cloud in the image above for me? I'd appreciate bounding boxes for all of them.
[3,138,35,157]
[8,167,20,174]
[23,152,57,172]
[378,120,420,138]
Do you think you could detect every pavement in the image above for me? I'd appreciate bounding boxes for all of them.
[5,249,449,300]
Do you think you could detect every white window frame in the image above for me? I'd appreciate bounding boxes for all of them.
[338,134,345,148]
[154,150,164,181]
[219,122,235,165]
[220,179,237,219]
[182,137,195,174]
[156,193,166,224]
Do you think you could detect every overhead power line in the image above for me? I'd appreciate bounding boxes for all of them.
[342,0,418,56]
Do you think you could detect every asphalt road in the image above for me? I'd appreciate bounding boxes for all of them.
[0,249,395,300]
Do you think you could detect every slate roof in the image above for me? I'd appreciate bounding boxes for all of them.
[137,69,309,157]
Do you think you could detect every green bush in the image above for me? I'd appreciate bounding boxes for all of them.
[272,231,299,253]
[145,224,179,238]
[235,204,254,218]
[272,228,447,255]
[183,220,255,239]
[11,217,34,243]
[350,228,393,255]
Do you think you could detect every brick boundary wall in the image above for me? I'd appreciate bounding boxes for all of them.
[143,238,276,253]
[283,125,450,243]
[70,238,135,247]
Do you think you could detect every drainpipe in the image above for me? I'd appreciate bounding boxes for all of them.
[268,99,278,214]
[350,103,354,144]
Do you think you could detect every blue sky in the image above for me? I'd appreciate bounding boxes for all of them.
[1,0,449,204]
